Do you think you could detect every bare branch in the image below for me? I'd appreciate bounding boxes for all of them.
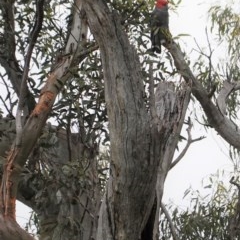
[193,28,217,96]
[0,96,11,118]
[165,41,240,149]
[170,118,205,169]
[205,28,215,94]
[160,202,180,240]
[16,0,45,146]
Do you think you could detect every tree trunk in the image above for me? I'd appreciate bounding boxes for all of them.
[83,1,190,239]
[166,42,240,149]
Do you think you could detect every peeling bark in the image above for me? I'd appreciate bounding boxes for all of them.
[216,81,240,115]
[153,82,191,240]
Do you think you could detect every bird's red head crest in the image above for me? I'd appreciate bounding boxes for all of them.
[156,0,168,8]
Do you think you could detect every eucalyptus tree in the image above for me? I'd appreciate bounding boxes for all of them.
[0,0,239,239]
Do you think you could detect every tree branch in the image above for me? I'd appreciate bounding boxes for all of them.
[82,1,159,239]
[170,118,205,169]
[0,0,36,113]
[0,74,15,117]
[16,0,45,146]
[165,41,240,149]
[216,80,240,115]
[153,82,191,238]
[160,202,180,240]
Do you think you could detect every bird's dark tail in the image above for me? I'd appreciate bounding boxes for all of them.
[151,45,161,53]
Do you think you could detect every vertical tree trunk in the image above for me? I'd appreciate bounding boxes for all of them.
[83,1,159,239]
[83,1,191,239]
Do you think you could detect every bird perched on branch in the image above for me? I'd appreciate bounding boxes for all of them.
[150,0,171,53]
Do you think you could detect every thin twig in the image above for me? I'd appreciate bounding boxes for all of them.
[170,118,205,169]
[161,202,180,240]
[193,28,215,94]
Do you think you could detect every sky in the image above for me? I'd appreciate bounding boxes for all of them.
[12,0,238,229]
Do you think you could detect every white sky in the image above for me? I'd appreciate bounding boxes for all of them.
[15,0,238,229]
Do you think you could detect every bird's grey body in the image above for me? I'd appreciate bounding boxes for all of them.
[150,4,169,53]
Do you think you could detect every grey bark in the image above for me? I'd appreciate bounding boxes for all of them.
[83,1,191,239]
[166,42,240,149]
[0,0,190,238]
[84,2,158,237]
[0,81,189,240]
[153,82,191,239]
[216,80,240,115]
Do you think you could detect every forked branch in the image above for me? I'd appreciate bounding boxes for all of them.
[170,118,205,169]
